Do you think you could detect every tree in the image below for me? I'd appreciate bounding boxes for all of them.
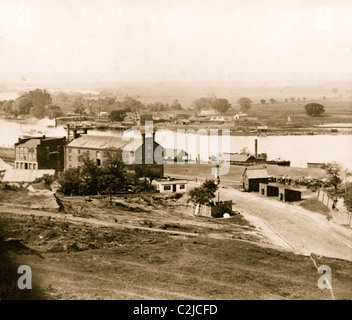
[171,99,183,110]
[213,98,231,113]
[135,166,161,185]
[192,97,215,111]
[344,183,352,213]
[72,97,86,115]
[269,98,276,104]
[260,99,266,105]
[324,162,342,193]
[304,103,325,117]
[58,168,81,196]
[30,105,46,119]
[109,109,127,122]
[188,179,218,205]
[79,154,102,195]
[16,89,52,116]
[121,96,145,111]
[99,149,127,206]
[48,105,63,119]
[191,96,231,113]
[237,97,252,113]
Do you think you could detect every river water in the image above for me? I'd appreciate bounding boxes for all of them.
[0,118,351,169]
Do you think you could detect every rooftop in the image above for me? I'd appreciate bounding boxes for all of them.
[243,168,270,179]
[67,135,126,150]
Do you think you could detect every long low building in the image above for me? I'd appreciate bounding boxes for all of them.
[259,182,302,202]
[153,179,188,193]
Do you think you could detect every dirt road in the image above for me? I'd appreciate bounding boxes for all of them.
[219,187,352,261]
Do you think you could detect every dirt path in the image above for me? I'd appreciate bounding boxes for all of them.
[219,187,352,261]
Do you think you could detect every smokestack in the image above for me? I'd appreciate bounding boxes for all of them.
[67,124,70,141]
[254,139,258,158]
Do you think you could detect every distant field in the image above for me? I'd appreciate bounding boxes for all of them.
[249,99,352,127]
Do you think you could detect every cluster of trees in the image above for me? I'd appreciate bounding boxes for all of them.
[237,97,252,112]
[0,89,63,119]
[58,150,159,204]
[58,151,129,201]
[192,97,232,114]
[147,99,183,112]
[188,179,218,205]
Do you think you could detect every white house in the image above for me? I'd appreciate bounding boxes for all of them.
[153,179,188,193]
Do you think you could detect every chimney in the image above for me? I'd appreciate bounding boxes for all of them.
[67,124,70,141]
[254,139,258,158]
[73,129,79,139]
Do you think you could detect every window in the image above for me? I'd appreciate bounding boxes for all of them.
[163,185,171,191]
[24,148,28,154]
[69,165,72,168]
[96,151,101,158]
[78,149,81,154]
[180,184,185,189]
[33,163,36,169]
[96,159,101,166]
[69,156,72,161]
[20,148,23,153]
[24,155,27,161]
[69,149,72,153]
[29,163,32,169]
[16,148,19,153]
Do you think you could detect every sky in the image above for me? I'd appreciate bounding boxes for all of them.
[0,0,351,82]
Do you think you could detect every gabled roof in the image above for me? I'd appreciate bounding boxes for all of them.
[67,135,126,150]
[3,169,55,183]
[243,168,270,179]
[230,154,255,162]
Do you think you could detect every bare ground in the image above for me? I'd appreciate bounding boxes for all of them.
[0,188,351,300]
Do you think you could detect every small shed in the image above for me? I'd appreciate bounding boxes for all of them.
[307,162,325,169]
[259,183,279,197]
[242,168,270,192]
[278,187,302,202]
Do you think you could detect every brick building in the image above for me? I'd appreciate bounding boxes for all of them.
[14,136,66,171]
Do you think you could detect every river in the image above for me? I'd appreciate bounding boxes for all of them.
[0,118,351,169]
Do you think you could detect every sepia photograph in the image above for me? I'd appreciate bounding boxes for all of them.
[0,0,351,305]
